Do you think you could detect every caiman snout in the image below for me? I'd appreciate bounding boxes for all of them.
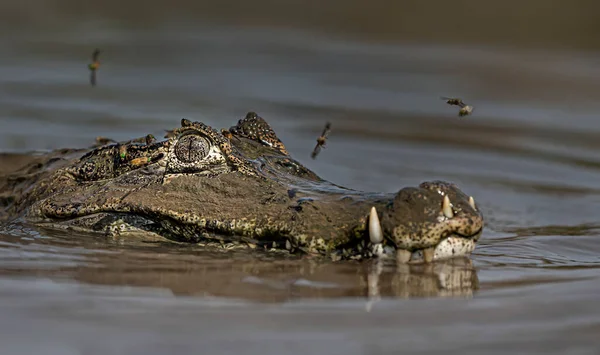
[367,180,484,263]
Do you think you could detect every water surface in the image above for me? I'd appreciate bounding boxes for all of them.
[1,1,600,354]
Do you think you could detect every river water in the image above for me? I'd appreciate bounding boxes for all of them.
[1,1,600,354]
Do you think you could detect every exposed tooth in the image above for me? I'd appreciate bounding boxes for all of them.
[442,195,454,218]
[469,196,476,210]
[423,247,435,263]
[396,249,411,264]
[368,207,383,244]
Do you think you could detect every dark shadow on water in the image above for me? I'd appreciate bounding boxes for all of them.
[503,224,600,237]
[0,224,479,302]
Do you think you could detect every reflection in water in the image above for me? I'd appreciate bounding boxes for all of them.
[366,258,478,311]
[0,225,478,302]
[67,247,480,302]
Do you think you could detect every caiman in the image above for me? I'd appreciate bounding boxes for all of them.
[0,112,484,263]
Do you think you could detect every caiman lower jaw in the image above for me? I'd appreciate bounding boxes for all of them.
[403,231,482,263]
[370,230,482,264]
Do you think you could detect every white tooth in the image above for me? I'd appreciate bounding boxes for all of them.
[423,247,435,263]
[469,196,476,210]
[396,249,411,264]
[442,195,454,218]
[369,207,383,244]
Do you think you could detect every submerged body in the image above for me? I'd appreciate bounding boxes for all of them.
[0,112,484,262]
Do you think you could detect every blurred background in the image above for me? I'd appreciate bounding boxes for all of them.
[1,1,600,354]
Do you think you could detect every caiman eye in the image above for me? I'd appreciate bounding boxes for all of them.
[174,134,210,163]
[165,130,229,176]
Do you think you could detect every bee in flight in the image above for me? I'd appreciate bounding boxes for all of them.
[311,122,331,159]
[88,49,101,87]
[441,97,473,117]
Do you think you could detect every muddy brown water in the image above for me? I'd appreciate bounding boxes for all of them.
[1,1,600,354]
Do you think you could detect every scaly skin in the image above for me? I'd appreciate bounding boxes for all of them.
[0,112,484,262]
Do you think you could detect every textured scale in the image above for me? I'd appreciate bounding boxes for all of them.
[228,112,289,155]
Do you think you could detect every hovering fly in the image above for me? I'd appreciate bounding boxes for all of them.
[311,122,331,159]
[441,97,473,117]
[88,49,100,87]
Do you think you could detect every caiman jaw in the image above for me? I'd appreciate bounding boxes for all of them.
[367,189,483,264]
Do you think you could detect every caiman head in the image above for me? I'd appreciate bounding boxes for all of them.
[17,112,484,263]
